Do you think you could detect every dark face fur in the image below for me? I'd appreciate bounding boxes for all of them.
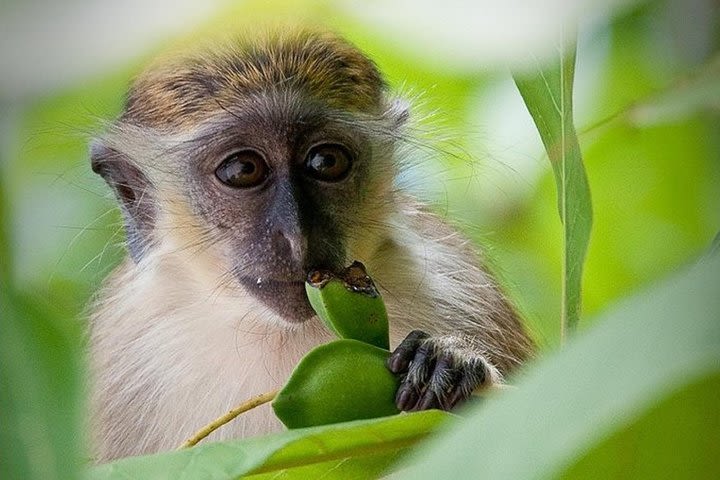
[92,31,399,323]
[186,96,378,320]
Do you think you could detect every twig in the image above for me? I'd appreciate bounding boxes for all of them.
[178,389,279,449]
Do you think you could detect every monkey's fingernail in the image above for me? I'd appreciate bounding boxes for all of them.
[415,390,437,411]
[388,330,429,373]
[446,389,464,410]
[395,386,418,411]
[387,354,409,373]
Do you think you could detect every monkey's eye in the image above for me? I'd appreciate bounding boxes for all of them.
[304,144,352,182]
[215,150,269,188]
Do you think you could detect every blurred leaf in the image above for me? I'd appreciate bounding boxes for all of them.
[513,38,592,338]
[712,231,720,256]
[1,168,85,479]
[397,254,720,479]
[9,71,127,312]
[491,8,720,345]
[0,168,9,281]
[626,54,720,126]
[88,410,450,480]
[0,289,86,479]
[583,53,720,132]
[558,373,720,479]
[579,118,719,321]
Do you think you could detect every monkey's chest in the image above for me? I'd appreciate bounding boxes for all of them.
[119,320,325,449]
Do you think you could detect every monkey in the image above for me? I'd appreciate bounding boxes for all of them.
[88,29,534,462]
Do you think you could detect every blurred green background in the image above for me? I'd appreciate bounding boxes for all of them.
[1,0,718,351]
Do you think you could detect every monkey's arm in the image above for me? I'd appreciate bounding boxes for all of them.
[364,200,534,411]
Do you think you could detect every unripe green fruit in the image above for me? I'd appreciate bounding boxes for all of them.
[305,262,390,350]
[272,339,400,428]
[272,262,399,429]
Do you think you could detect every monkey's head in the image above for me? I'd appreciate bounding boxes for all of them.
[91,30,408,323]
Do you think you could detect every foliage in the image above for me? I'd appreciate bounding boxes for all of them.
[513,37,592,340]
[0,283,85,479]
[89,411,449,479]
[397,253,720,479]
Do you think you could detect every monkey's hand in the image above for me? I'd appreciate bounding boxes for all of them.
[387,330,502,411]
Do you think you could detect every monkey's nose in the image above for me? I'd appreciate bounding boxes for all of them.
[271,229,306,265]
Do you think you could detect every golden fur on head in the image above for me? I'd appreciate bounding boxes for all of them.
[122,30,386,130]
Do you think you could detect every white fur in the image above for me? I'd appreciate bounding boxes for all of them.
[90,191,527,460]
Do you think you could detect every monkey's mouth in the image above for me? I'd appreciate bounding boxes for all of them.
[238,277,315,323]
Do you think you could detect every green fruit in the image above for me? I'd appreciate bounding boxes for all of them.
[272,339,400,428]
[305,261,390,349]
[273,262,398,429]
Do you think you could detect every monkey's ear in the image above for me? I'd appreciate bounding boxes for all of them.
[90,140,156,262]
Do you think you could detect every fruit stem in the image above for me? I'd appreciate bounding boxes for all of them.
[178,389,279,449]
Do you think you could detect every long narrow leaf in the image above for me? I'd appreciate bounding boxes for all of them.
[513,37,592,339]
[397,254,720,479]
[87,410,449,480]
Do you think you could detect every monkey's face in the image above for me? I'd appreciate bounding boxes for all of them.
[92,31,402,324]
[180,100,393,322]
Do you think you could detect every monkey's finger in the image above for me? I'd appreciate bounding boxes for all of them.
[387,330,429,374]
[445,358,489,408]
[395,340,434,411]
[414,388,439,411]
[414,353,456,411]
[395,381,420,411]
[404,340,434,385]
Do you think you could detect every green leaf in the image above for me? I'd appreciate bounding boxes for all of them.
[711,230,720,256]
[0,166,86,479]
[0,169,10,282]
[88,410,450,480]
[558,373,720,479]
[0,290,86,480]
[396,254,720,479]
[513,37,592,339]
[626,54,720,126]
[582,53,720,133]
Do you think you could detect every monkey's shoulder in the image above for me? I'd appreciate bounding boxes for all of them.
[392,195,481,257]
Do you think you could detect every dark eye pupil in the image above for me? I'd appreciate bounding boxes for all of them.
[305,145,351,181]
[215,151,267,188]
[237,161,255,175]
[309,153,336,170]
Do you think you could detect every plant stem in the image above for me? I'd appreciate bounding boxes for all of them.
[178,389,279,449]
